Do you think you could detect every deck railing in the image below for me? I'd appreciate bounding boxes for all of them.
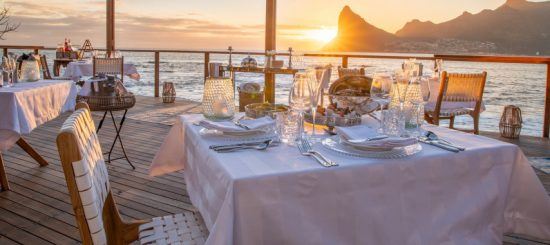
[2,45,550,138]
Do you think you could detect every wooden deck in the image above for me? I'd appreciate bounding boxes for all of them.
[0,96,548,244]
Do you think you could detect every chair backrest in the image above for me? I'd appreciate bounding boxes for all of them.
[57,103,112,244]
[338,66,365,78]
[39,54,52,79]
[93,57,124,82]
[435,71,488,113]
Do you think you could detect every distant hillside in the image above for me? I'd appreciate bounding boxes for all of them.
[324,0,550,55]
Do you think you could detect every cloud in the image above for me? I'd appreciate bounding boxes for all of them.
[2,0,328,50]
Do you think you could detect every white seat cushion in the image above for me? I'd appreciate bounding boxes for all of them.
[139,213,207,245]
[425,101,485,117]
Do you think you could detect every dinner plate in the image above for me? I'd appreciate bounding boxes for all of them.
[321,136,422,159]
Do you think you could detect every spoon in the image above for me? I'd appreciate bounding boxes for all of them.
[425,131,465,151]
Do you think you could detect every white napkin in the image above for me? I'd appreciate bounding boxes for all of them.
[199,116,274,133]
[335,125,417,150]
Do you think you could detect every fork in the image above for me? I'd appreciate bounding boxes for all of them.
[303,138,338,166]
[297,139,331,167]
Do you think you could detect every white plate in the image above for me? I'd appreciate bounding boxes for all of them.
[321,136,422,159]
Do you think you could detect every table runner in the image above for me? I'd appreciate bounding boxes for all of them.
[63,61,141,82]
[0,80,77,150]
[151,114,550,244]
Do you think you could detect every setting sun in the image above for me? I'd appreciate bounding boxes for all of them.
[306,28,337,43]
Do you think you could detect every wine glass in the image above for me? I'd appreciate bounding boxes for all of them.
[307,67,326,142]
[10,56,17,85]
[370,73,392,125]
[393,71,410,110]
[2,57,12,87]
[289,72,311,139]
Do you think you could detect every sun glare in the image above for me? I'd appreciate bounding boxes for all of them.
[306,28,337,43]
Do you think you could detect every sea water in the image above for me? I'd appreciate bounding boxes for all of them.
[36,50,548,136]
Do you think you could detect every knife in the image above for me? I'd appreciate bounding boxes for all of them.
[420,139,460,153]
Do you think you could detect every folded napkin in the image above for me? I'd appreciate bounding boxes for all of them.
[199,116,274,133]
[336,125,417,150]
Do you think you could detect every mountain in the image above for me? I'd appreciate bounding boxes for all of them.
[324,6,397,52]
[324,0,550,55]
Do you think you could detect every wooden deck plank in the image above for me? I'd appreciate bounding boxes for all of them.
[0,96,547,244]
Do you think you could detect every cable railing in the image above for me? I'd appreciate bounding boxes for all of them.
[2,45,549,138]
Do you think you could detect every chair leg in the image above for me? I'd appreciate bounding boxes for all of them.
[473,114,480,135]
[16,138,48,166]
[449,116,455,129]
[0,153,10,191]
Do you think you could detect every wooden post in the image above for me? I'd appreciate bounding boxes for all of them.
[265,0,277,103]
[204,52,210,81]
[33,49,39,55]
[3,48,7,57]
[106,0,115,57]
[342,56,349,68]
[154,52,160,98]
[544,63,550,138]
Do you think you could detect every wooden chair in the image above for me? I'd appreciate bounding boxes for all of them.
[38,55,72,80]
[424,71,488,134]
[337,66,365,78]
[56,102,207,244]
[93,56,124,82]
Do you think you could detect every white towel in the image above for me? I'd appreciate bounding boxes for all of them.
[336,125,417,151]
[199,116,274,133]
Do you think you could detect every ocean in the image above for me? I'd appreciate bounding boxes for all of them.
[37,50,548,136]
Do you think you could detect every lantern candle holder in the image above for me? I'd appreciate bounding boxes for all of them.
[162,82,176,103]
[499,105,522,139]
[202,77,235,121]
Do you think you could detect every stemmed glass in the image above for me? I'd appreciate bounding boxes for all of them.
[393,71,410,110]
[289,72,311,140]
[2,56,13,87]
[306,67,326,142]
[370,73,392,125]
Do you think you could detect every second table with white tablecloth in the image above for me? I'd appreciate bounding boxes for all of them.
[63,60,141,82]
[151,114,550,245]
[0,80,77,191]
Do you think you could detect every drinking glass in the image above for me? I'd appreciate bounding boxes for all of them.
[307,67,326,142]
[289,72,311,139]
[2,57,12,87]
[393,71,410,110]
[275,110,300,145]
[381,108,405,137]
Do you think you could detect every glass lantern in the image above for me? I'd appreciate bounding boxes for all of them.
[19,60,41,82]
[202,77,236,121]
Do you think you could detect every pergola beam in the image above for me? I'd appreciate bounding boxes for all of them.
[265,0,277,103]
[106,0,115,56]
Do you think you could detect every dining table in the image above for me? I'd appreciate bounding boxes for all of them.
[150,114,550,244]
[0,80,77,191]
[63,60,141,82]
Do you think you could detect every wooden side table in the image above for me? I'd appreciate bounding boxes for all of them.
[53,58,74,76]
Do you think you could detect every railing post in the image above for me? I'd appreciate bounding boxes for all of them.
[204,52,210,81]
[342,56,348,68]
[544,63,550,138]
[154,51,160,98]
[3,48,7,57]
[33,49,39,55]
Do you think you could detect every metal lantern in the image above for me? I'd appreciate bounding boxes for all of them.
[241,55,258,68]
[499,105,522,138]
[162,82,176,103]
[202,77,235,120]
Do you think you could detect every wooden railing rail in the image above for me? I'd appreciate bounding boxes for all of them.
[1,45,549,137]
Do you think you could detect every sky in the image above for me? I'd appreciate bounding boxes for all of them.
[1,0,547,51]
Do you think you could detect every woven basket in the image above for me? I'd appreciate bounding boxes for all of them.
[238,83,264,112]
[77,93,136,112]
[499,105,522,139]
[162,82,176,103]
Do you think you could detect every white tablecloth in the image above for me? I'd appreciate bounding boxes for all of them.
[151,114,550,244]
[0,80,77,151]
[63,61,141,81]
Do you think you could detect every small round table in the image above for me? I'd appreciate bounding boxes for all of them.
[77,93,136,169]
